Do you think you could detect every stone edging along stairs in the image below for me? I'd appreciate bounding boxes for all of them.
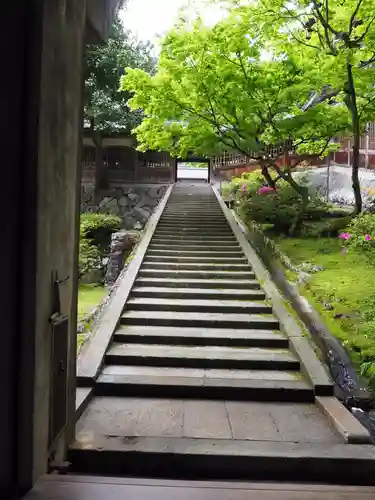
[71,183,375,484]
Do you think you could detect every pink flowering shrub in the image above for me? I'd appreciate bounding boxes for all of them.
[338,232,351,240]
[222,170,264,199]
[258,186,276,195]
[239,182,304,233]
[341,214,375,259]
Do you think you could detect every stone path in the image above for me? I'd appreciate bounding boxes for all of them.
[76,397,340,442]
[71,183,375,484]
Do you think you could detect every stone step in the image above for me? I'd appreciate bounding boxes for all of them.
[166,200,218,203]
[160,212,225,217]
[148,243,241,251]
[69,432,375,483]
[165,200,218,203]
[121,310,279,330]
[134,277,261,289]
[138,269,257,279]
[105,344,299,371]
[141,262,251,271]
[154,232,235,238]
[157,227,231,233]
[151,239,238,245]
[166,203,219,206]
[164,204,219,206]
[158,219,229,224]
[162,214,224,219]
[150,239,239,246]
[154,235,235,241]
[152,233,236,240]
[164,202,219,206]
[130,287,265,301]
[145,255,247,263]
[157,222,229,227]
[150,240,240,246]
[163,206,221,209]
[156,226,232,232]
[166,201,218,204]
[164,208,223,215]
[113,325,288,348]
[166,203,218,206]
[160,216,226,222]
[155,224,229,230]
[125,297,272,315]
[163,209,224,211]
[83,366,314,401]
[147,250,245,257]
[163,210,223,215]
[159,217,227,222]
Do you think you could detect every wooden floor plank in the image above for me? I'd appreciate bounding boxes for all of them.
[24,476,375,500]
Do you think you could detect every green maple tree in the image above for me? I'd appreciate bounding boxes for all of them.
[241,0,375,212]
[122,13,349,199]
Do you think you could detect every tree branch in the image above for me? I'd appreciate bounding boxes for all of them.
[356,14,375,42]
[359,51,375,68]
[359,93,375,118]
[349,0,364,36]
[312,0,338,54]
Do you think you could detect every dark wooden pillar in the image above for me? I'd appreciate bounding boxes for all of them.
[1,1,87,497]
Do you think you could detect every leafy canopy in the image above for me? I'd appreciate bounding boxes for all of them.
[121,11,349,159]
[248,0,375,125]
[84,15,156,134]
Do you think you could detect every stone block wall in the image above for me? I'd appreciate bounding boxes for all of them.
[81,184,168,230]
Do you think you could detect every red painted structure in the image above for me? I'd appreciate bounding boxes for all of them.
[212,122,375,180]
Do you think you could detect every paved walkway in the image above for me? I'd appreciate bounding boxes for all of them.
[72,183,375,484]
[177,165,208,180]
[76,397,340,442]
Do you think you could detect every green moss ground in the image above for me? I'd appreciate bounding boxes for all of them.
[77,284,107,352]
[78,284,106,320]
[274,236,375,388]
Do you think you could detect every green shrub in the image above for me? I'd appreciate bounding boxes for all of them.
[304,196,331,221]
[221,169,265,198]
[220,182,233,198]
[239,170,265,182]
[79,213,122,280]
[79,239,102,277]
[238,174,334,234]
[300,216,353,237]
[344,213,375,258]
[236,170,265,199]
[80,213,122,250]
[239,183,303,233]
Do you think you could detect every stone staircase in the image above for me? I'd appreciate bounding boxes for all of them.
[71,183,375,484]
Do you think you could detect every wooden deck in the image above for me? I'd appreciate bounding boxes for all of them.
[24,476,375,500]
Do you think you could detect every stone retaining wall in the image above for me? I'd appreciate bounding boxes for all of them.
[81,184,168,230]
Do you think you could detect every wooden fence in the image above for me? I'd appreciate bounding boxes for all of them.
[212,122,375,179]
[81,144,175,186]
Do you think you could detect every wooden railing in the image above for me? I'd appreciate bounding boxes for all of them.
[212,122,375,171]
[81,146,175,185]
[212,141,294,171]
[211,153,250,169]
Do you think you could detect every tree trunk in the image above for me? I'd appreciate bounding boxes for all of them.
[270,160,306,197]
[260,162,276,189]
[270,159,308,235]
[345,63,362,214]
